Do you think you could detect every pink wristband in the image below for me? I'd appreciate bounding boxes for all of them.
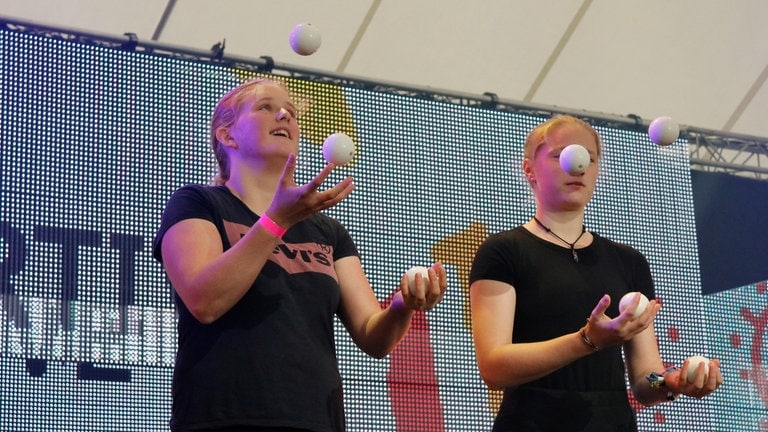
[257,214,287,238]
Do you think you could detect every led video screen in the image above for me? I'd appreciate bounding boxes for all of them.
[0,25,764,431]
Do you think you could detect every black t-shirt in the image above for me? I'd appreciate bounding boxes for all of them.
[153,185,359,432]
[470,226,655,431]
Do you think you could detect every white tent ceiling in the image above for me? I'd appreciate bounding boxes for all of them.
[3,0,767,139]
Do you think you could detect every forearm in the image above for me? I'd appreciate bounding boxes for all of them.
[624,326,668,406]
[357,292,415,359]
[167,223,281,323]
[631,378,673,406]
[479,331,595,390]
[629,363,675,406]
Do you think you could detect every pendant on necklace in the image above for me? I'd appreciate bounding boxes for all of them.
[533,216,586,264]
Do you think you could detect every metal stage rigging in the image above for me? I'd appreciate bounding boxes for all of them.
[3,15,766,181]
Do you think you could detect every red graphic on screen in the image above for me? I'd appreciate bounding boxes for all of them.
[630,282,768,429]
[384,221,490,431]
[735,281,768,430]
[386,306,445,431]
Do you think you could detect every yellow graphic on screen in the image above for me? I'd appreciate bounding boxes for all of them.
[232,70,359,166]
[432,222,503,415]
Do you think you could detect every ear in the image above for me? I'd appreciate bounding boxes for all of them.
[215,127,238,149]
[522,158,535,183]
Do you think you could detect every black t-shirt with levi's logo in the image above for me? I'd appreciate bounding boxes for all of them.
[153,184,358,432]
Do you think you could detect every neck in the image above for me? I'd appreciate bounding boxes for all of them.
[530,211,585,239]
[533,216,585,242]
[224,169,276,215]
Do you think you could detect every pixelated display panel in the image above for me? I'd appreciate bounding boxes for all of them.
[1,27,764,431]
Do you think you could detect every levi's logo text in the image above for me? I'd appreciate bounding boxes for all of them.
[223,220,337,280]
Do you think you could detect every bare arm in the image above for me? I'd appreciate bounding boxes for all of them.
[623,322,666,405]
[470,279,596,390]
[337,258,446,358]
[161,217,281,324]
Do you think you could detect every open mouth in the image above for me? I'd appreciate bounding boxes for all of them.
[271,129,291,139]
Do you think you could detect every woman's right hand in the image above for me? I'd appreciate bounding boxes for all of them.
[583,294,661,349]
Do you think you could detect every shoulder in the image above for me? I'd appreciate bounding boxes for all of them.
[592,232,649,264]
[170,184,227,200]
[480,226,532,251]
[166,184,221,204]
[168,184,244,213]
[301,213,358,259]
[155,184,226,261]
[160,184,242,233]
[305,212,347,234]
[472,226,531,267]
[470,226,530,285]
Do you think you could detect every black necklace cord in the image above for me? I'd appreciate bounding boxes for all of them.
[533,216,586,263]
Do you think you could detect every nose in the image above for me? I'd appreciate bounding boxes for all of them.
[276,108,289,121]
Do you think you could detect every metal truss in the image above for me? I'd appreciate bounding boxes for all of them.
[687,131,768,180]
[3,15,768,181]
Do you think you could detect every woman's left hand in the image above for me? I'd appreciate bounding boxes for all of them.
[399,262,448,311]
[664,358,724,399]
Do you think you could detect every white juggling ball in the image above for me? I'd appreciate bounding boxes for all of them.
[619,292,649,318]
[559,144,590,175]
[322,133,355,165]
[686,355,710,381]
[406,266,430,291]
[648,116,680,146]
[289,22,322,56]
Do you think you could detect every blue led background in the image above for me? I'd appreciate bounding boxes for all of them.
[1,27,764,431]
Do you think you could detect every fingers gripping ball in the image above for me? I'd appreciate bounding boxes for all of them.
[289,22,322,56]
[648,116,680,146]
[619,292,649,318]
[406,266,430,292]
[686,355,710,381]
[322,133,355,165]
[559,144,590,175]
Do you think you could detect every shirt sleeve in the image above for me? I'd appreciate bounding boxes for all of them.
[630,247,656,300]
[152,185,215,263]
[327,215,360,261]
[469,232,517,287]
